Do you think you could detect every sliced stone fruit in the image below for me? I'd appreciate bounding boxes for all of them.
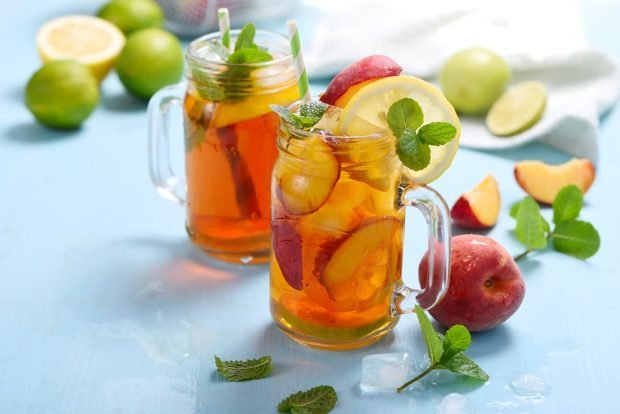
[320,217,402,301]
[451,175,501,229]
[514,158,595,204]
[275,137,340,215]
[272,219,303,290]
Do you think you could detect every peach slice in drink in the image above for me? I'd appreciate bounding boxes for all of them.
[275,137,340,215]
[320,217,402,303]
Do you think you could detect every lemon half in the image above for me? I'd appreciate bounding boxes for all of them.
[36,15,125,82]
[337,76,461,184]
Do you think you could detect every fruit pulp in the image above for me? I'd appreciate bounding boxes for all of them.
[184,83,298,263]
[270,126,405,350]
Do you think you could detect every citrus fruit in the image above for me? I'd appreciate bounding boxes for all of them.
[97,0,164,35]
[439,47,511,115]
[25,60,99,129]
[116,28,184,100]
[337,75,461,184]
[486,81,547,136]
[36,15,125,82]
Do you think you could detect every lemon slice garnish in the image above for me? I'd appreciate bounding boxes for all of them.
[337,75,461,184]
[36,15,125,82]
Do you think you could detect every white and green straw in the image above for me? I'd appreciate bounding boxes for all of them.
[287,19,311,102]
[217,8,231,50]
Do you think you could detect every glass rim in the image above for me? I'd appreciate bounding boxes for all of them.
[187,29,293,68]
[281,99,387,140]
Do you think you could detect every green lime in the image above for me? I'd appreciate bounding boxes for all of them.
[25,60,99,129]
[97,0,164,35]
[116,28,184,100]
[486,81,547,136]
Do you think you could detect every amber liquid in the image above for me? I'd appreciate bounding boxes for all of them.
[270,134,405,350]
[184,84,298,263]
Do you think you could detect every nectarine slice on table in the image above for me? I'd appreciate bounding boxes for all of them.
[320,55,403,105]
[321,217,401,301]
[451,175,501,228]
[514,158,595,204]
[275,137,340,215]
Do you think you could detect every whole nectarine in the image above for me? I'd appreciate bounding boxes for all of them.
[419,234,525,331]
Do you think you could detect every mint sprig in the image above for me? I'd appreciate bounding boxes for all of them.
[271,102,327,130]
[278,385,337,414]
[387,98,457,171]
[194,23,273,101]
[214,355,272,381]
[511,185,600,261]
[397,306,488,393]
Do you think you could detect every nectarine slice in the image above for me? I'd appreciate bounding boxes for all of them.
[451,175,501,228]
[320,55,402,105]
[275,137,340,215]
[272,219,303,290]
[321,217,401,301]
[514,158,595,204]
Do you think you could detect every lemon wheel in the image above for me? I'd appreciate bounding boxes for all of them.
[337,75,461,184]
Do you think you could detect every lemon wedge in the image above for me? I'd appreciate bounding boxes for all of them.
[486,81,547,137]
[36,15,125,82]
[337,75,461,184]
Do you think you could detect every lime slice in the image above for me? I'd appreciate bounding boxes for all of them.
[337,75,461,184]
[36,15,125,82]
[486,81,547,137]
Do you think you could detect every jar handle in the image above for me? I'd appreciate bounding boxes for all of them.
[147,83,187,205]
[392,183,451,315]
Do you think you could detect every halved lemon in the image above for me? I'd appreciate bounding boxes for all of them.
[36,15,125,82]
[337,75,461,184]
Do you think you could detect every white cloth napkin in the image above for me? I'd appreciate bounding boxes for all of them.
[302,0,620,163]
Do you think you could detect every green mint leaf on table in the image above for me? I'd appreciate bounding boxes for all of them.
[277,385,337,414]
[299,102,328,119]
[397,306,487,392]
[418,122,457,145]
[552,220,600,259]
[387,98,423,137]
[552,184,583,224]
[214,355,272,381]
[234,23,258,51]
[514,197,548,250]
[396,129,431,171]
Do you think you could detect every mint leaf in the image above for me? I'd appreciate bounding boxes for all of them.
[414,305,443,363]
[552,185,583,224]
[277,385,337,414]
[514,197,548,250]
[438,353,489,381]
[227,48,272,64]
[552,219,600,259]
[441,325,471,363]
[511,199,550,232]
[214,355,272,381]
[387,98,423,137]
[299,102,327,119]
[234,23,257,51]
[271,105,321,129]
[397,129,431,171]
[418,122,457,146]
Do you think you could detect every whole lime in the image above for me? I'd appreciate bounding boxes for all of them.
[25,60,99,129]
[116,28,184,100]
[97,0,164,35]
[439,47,511,115]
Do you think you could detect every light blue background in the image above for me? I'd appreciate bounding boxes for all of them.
[1,1,618,413]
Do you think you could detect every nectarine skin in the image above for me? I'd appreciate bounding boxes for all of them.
[419,234,525,331]
[320,55,402,105]
[451,196,486,228]
[272,220,303,290]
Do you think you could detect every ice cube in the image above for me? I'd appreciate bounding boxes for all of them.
[435,393,475,414]
[360,353,411,393]
[510,372,550,397]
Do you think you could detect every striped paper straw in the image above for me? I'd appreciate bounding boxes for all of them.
[217,8,231,50]
[287,19,311,102]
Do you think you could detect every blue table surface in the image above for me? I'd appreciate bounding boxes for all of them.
[1,1,619,413]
